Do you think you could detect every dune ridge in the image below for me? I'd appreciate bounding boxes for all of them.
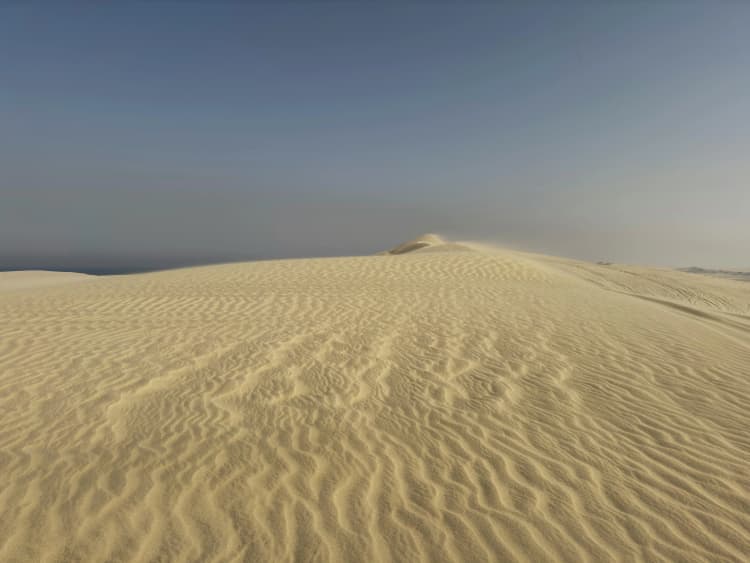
[380,233,475,255]
[0,239,748,562]
[0,270,92,292]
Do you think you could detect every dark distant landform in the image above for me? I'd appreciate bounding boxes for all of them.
[680,267,750,282]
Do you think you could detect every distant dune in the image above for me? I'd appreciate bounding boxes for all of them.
[0,270,93,291]
[1,236,748,562]
[679,266,750,282]
[379,233,475,255]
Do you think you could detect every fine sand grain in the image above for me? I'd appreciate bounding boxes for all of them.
[1,236,748,562]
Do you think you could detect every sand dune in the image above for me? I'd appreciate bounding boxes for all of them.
[0,270,92,292]
[1,237,748,562]
[381,233,475,255]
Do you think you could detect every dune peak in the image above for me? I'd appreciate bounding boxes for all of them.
[382,233,473,255]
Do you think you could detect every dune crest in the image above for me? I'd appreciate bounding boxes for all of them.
[0,242,748,562]
[382,233,475,255]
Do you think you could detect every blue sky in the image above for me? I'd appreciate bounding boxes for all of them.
[1,3,748,271]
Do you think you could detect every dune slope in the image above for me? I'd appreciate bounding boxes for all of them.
[0,242,748,562]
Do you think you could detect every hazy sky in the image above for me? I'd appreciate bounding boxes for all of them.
[2,3,748,272]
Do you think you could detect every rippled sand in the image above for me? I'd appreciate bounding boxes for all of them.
[1,237,748,562]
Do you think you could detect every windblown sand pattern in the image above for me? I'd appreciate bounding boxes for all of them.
[1,237,748,562]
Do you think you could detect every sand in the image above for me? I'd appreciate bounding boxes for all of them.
[0,235,748,562]
[0,270,92,292]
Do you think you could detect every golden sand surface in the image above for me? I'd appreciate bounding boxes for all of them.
[1,236,748,562]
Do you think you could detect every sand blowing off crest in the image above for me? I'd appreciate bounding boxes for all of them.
[384,233,448,254]
[382,233,476,255]
[0,237,749,562]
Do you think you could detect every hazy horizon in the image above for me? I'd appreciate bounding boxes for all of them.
[2,3,748,272]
